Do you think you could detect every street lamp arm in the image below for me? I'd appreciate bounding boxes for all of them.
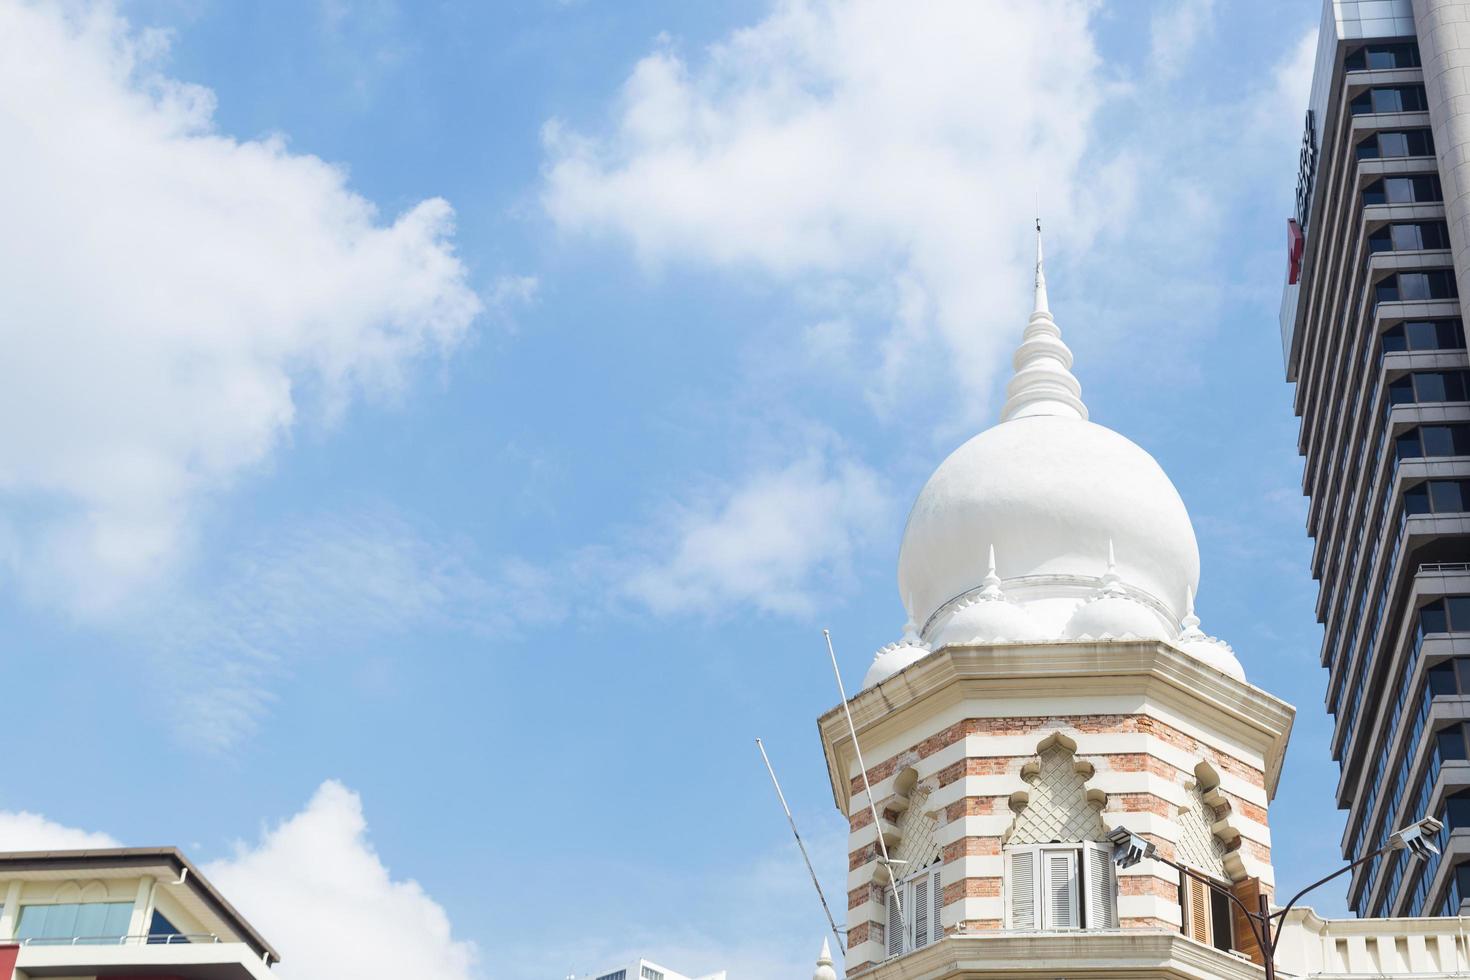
[1269,845,1392,927]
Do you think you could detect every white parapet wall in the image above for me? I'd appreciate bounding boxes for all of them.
[1273,907,1470,977]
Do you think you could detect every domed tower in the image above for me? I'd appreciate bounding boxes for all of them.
[819,227,1293,976]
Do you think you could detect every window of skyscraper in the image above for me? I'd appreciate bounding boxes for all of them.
[1351,85,1429,114]
[1383,319,1465,353]
[1345,42,1422,71]
[1364,175,1442,206]
[1377,269,1458,302]
[1359,129,1436,159]
[1396,424,1470,458]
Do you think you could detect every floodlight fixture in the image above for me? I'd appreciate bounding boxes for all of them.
[1106,827,1156,870]
[1390,816,1444,860]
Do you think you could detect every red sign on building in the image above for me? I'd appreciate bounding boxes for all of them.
[0,943,18,980]
[1287,218,1305,284]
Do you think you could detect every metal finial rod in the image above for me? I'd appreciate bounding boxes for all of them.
[824,628,905,923]
[755,737,846,954]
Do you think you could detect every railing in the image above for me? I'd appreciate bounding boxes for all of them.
[11,932,219,947]
[1421,562,1470,574]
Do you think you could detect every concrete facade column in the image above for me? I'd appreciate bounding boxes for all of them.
[0,880,21,939]
[1415,0,1470,302]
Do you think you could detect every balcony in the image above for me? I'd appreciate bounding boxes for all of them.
[11,932,274,979]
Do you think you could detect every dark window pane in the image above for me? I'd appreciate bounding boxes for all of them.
[1409,129,1436,155]
[1358,136,1381,159]
[1405,482,1432,513]
[1448,596,1470,629]
[1417,372,1449,402]
[1423,222,1452,249]
[1379,279,1402,302]
[1391,376,1417,404]
[1430,661,1459,695]
[1365,180,1387,206]
[1380,132,1410,157]
[1441,320,1466,347]
[1422,599,1449,634]
[1447,372,1469,401]
[1386,178,1416,203]
[1423,425,1455,455]
[1400,273,1432,299]
[1448,789,1470,829]
[1383,325,1408,352]
[1432,479,1465,511]
[1398,430,1424,458]
[1392,224,1424,250]
[1374,88,1406,113]
[1439,724,1467,760]
[1406,321,1438,348]
[1209,889,1232,951]
[1371,227,1395,252]
[1352,90,1374,114]
[1458,658,1470,689]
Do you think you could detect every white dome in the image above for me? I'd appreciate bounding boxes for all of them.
[1063,588,1172,640]
[862,632,931,688]
[1178,634,1246,680]
[1174,592,1246,680]
[899,414,1199,635]
[933,595,1043,647]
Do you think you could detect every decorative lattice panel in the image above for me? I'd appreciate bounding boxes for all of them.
[1176,783,1229,878]
[892,785,941,869]
[1008,744,1105,845]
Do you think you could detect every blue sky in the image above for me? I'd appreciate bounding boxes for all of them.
[0,0,1341,976]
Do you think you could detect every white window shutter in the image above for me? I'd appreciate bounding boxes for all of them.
[1006,849,1038,929]
[911,873,930,949]
[1083,842,1117,928]
[886,886,903,957]
[1045,849,1080,928]
[931,867,944,944]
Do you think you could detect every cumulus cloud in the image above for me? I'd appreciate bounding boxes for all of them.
[0,811,120,851]
[619,446,889,618]
[0,1,482,610]
[0,784,475,980]
[207,781,476,980]
[542,0,1111,425]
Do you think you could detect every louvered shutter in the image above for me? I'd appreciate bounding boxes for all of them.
[1083,842,1117,928]
[911,872,930,949]
[931,867,944,943]
[1045,849,1080,928]
[1007,849,1038,929]
[1183,874,1210,943]
[886,886,903,956]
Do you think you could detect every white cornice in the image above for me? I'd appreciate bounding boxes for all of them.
[818,640,1296,812]
[855,930,1263,979]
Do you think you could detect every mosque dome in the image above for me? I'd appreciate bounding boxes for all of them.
[1061,547,1173,641]
[897,225,1199,640]
[930,547,1044,647]
[861,624,932,688]
[1174,589,1246,680]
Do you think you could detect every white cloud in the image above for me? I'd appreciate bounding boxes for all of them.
[620,446,889,618]
[1,784,476,980]
[0,811,120,851]
[1148,0,1215,80]
[542,0,1111,425]
[207,781,476,980]
[141,509,560,750]
[0,1,482,611]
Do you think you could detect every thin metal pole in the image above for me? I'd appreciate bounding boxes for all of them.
[1259,892,1276,980]
[824,628,904,923]
[755,737,846,955]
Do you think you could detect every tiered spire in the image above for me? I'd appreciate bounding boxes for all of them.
[999,220,1089,422]
[812,938,837,980]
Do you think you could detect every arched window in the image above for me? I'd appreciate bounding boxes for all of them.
[1002,737,1116,929]
[1176,776,1235,952]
